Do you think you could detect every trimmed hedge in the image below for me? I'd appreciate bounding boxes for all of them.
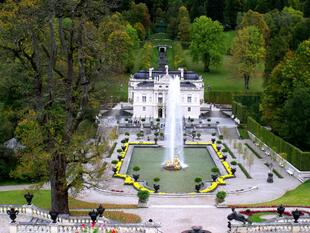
[206,91,261,105]
[245,143,262,159]
[248,117,310,171]
[238,163,252,179]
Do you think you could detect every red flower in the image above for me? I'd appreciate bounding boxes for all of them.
[91,222,96,228]
[81,223,86,228]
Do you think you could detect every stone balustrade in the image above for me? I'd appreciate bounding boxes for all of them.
[11,222,161,233]
[231,222,310,233]
[1,204,161,233]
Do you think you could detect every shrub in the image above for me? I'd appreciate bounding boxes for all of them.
[216,191,227,203]
[137,190,149,202]
[211,167,219,173]
[121,139,127,144]
[222,148,228,153]
[230,160,237,166]
[133,166,140,172]
[194,177,202,183]
[117,149,122,153]
[111,160,118,165]
[153,177,160,183]
[216,140,222,144]
[219,135,223,140]
[125,132,130,136]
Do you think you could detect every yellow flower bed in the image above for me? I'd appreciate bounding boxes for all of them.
[113,141,235,194]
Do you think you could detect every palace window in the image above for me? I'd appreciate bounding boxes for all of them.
[187,96,192,103]
[142,96,147,102]
[143,106,146,111]
[188,107,191,112]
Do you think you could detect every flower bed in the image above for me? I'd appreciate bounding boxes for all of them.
[113,141,234,194]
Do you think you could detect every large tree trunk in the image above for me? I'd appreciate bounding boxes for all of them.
[203,53,210,72]
[50,153,69,214]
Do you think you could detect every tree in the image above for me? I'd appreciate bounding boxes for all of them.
[134,22,146,40]
[188,0,207,21]
[238,10,269,41]
[190,16,225,72]
[232,26,265,89]
[281,88,310,150]
[0,0,115,214]
[206,0,225,23]
[124,2,151,32]
[177,6,191,47]
[224,0,244,29]
[261,40,310,136]
[141,42,153,69]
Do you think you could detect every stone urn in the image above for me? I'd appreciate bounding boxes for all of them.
[195,184,201,193]
[133,174,140,182]
[153,184,160,193]
[231,167,237,176]
[292,209,301,223]
[267,172,273,183]
[277,205,285,217]
[211,174,218,182]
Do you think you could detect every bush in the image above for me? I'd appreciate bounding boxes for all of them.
[194,177,202,183]
[121,139,127,144]
[117,149,122,153]
[111,160,118,165]
[125,132,130,136]
[153,177,160,183]
[219,135,223,140]
[211,167,219,173]
[216,140,222,144]
[0,147,17,180]
[133,166,140,172]
[222,148,228,153]
[230,160,237,166]
[137,190,149,202]
[216,191,227,203]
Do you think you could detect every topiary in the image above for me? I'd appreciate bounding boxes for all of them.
[111,160,118,165]
[153,177,160,183]
[194,177,202,183]
[230,160,237,166]
[117,149,122,153]
[133,166,140,172]
[137,190,150,203]
[216,191,227,203]
[211,167,219,173]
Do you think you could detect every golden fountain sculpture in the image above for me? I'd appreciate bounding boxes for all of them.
[163,155,182,170]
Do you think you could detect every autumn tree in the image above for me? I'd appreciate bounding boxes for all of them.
[141,42,153,69]
[190,16,225,72]
[124,2,151,32]
[232,26,265,89]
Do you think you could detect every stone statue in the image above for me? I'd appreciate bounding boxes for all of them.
[165,65,169,75]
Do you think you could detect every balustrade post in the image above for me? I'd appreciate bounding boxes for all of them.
[24,205,33,216]
[9,223,17,233]
[50,223,58,233]
[292,224,300,233]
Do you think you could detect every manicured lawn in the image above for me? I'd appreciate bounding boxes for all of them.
[251,180,310,207]
[0,190,137,209]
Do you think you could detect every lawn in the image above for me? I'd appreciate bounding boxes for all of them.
[246,180,310,207]
[0,190,137,210]
[248,212,276,223]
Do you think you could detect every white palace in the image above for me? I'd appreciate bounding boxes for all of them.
[128,66,204,119]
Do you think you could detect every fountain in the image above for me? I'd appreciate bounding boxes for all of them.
[163,74,187,170]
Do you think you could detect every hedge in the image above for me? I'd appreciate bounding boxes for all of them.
[206,91,261,105]
[247,117,310,171]
[232,101,248,123]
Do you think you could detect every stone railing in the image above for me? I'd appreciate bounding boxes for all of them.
[230,222,310,233]
[11,222,161,233]
[1,204,161,233]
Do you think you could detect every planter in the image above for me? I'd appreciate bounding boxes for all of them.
[117,155,123,161]
[195,184,201,193]
[133,174,140,182]
[211,138,216,144]
[231,167,237,176]
[292,209,301,223]
[222,155,227,161]
[211,174,218,182]
[267,172,273,183]
[138,200,148,208]
[216,146,221,151]
[277,205,285,217]
[112,167,117,173]
[153,184,160,193]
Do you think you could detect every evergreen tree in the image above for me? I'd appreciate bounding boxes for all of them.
[207,0,225,23]
[224,0,244,29]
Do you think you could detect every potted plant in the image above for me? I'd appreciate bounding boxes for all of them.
[211,167,219,181]
[197,133,201,140]
[136,132,141,140]
[219,135,223,140]
[132,166,140,181]
[207,118,211,122]
[216,191,227,204]
[153,177,160,193]
[194,177,202,193]
[137,190,150,208]
[292,209,301,223]
[277,205,285,217]
[121,139,127,144]
[117,154,123,161]
[230,161,237,175]
[121,145,126,151]
[154,137,158,144]
[216,140,222,151]
[192,131,196,140]
[160,132,164,140]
